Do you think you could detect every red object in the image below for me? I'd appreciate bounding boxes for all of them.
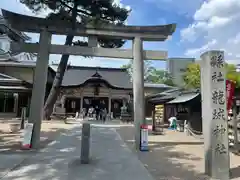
[21,144,31,149]
[147,125,152,130]
[226,80,235,111]
[140,124,148,129]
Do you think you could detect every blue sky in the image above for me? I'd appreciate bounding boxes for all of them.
[1,0,239,68]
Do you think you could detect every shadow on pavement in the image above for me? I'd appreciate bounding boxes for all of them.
[116,126,210,180]
[0,127,68,155]
[1,124,154,180]
[230,165,240,179]
[0,127,81,180]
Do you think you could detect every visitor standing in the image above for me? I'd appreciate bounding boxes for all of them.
[95,106,100,120]
[102,108,107,123]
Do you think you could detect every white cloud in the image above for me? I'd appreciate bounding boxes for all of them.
[144,0,204,17]
[181,0,240,63]
[194,0,240,21]
[113,0,131,11]
[185,39,217,56]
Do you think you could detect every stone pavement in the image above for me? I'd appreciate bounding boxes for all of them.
[0,154,30,178]
[117,125,240,180]
[1,122,154,180]
[0,119,73,179]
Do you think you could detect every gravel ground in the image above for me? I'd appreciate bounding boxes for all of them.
[0,119,73,153]
[116,126,240,180]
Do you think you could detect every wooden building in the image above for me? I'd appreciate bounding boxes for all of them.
[53,66,173,118]
[0,61,55,117]
[147,89,202,132]
[147,87,240,133]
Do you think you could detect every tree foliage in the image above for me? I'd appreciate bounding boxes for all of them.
[20,0,130,47]
[183,62,240,89]
[146,68,174,86]
[121,61,174,86]
[20,0,131,120]
[182,63,201,89]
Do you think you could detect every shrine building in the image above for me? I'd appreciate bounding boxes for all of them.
[53,65,173,118]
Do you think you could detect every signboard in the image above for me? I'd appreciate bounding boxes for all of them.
[22,123,33,149]
[153,104,164,133]
[209,51,229,179]
[140,125,148,151]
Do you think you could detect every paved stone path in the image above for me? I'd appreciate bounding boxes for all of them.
[0,154,30,178]
[117,125,240,180]
[1,122,154,180]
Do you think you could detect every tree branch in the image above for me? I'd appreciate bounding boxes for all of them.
[58,0,123,24]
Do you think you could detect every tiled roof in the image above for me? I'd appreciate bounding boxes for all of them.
[62,66,132,89]
[144,83,173,89]
[0,72,30,91]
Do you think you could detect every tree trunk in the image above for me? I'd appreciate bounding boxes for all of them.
[43,51,72,120]
[43,3,78,120]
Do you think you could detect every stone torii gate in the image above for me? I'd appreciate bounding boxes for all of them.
[2,10,176,149]
[2,10,231,180]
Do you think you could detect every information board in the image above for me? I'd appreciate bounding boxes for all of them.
[153,104,164,133]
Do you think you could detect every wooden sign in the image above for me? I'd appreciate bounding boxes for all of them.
[153,104,164,133]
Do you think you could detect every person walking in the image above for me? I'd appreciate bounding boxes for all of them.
[102,108,107,123]
[95,106,100,120]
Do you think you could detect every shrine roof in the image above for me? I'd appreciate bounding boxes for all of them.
[0,72,31,92]
[61,66,132,89]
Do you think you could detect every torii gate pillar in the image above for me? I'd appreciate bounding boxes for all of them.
[28,29,51,148]
[133,37,145,148]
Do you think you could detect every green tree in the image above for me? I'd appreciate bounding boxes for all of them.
[121,60,154,82]
[146,68,174,86]
[182,63,201,89]
[226,64,240,86]
[183,62,240,89]
[121,61,174,85]
[20,0,130,119]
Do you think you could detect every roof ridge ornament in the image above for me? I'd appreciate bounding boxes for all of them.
[91,70,102,78]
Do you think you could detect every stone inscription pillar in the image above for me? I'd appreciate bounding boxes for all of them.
[28,29,51,148]
[132,37,145,149]
[200,51,230,179]
[200,55,212,175]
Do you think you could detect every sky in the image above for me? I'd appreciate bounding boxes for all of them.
[0,0,240,68]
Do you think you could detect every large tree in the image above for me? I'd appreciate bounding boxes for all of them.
[121,61,174,86]
[146,68,174,86]
[121,60,154,82]
[182,63,201,89]
[183,62,240,89]
[20,0,130,119]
